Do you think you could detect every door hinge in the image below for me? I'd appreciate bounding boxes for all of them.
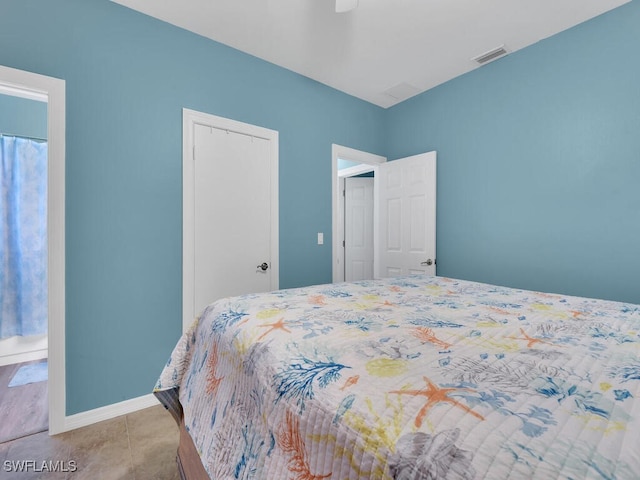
[342,189,345,197]
[343,240,345,247]
[193,145,196,161]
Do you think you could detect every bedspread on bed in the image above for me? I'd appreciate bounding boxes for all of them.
[155,276,640,479]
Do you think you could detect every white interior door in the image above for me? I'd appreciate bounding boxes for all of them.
[345,177,374,281]
[376,151,436,278]
[184,110,278,330]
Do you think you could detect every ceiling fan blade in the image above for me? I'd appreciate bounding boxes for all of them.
[335,0,358,13]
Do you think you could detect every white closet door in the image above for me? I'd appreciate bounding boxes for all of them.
[186,114,278,326]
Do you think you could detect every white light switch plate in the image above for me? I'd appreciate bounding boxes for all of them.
[317,232,324,245]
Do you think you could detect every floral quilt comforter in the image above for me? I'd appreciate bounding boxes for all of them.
[154,276,640,479]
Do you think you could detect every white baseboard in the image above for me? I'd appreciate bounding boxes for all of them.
[58,393,160,434]
[0,348,48,367]
[0,334,48,367]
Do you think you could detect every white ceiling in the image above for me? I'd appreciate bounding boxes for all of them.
[113,0,629,108]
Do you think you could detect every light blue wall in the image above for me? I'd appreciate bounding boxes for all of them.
[385,1,640,304]
[0,93,47,139]
[2,0,638,416]
[0,0,385,414]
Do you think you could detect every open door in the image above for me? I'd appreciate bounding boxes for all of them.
[375,152,436,278]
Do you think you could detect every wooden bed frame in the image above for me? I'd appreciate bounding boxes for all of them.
[177,417,209,480]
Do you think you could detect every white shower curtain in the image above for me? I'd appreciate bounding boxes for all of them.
[0,135,48,338]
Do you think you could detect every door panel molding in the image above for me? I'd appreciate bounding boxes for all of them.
[344,177,374,282]
[375,151,436,279]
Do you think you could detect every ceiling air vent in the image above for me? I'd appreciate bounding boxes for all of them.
[472,45,509,65]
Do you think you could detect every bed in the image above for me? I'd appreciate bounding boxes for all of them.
[154,275,640,479]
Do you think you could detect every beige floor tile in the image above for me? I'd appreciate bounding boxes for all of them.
[59,416,133,480]
[127,406,180,480]
[1,430,71,479]
[65,462,134,480]
[126,405,178,437]
[0,405,181,480]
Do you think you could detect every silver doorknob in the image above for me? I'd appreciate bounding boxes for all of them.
[257,262,269,271]
[421,259,433,266]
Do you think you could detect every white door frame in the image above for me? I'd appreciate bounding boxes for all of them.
[0,65,66,435]
[183,109,279,332]
[331,144,386,283]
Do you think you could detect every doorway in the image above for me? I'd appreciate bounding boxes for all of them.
[332,145,386,283]
[332,146,437,283]
[0,100,48,442]
[343,173,374,282]
[0,65,66,435]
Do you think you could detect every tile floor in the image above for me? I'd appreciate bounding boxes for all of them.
[0,360,48,444]
[0,405,180,479]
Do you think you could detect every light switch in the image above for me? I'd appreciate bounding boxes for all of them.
[317,232,324,245]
